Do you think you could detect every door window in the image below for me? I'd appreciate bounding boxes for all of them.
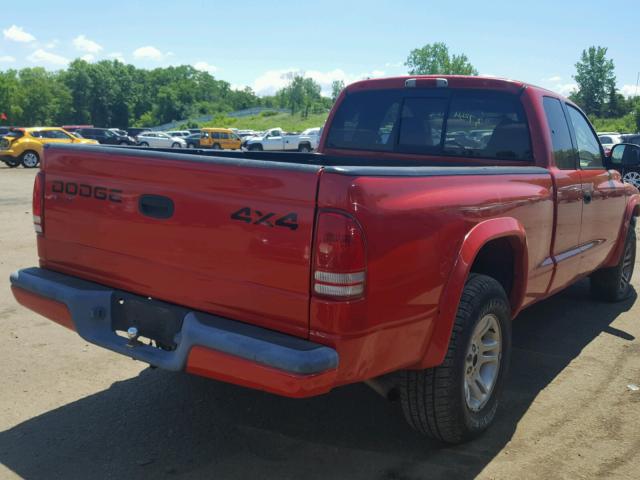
[566,105,603,169]
[41,130,73,139]
[212,132,221,139]
[221,132,229,139]
[543,97,575,169]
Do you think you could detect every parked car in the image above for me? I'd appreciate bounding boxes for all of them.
[166,130,191,138]
[61,125,93,133]
[199,128,242,150]
[610,142,640,188]
[185,132,202,148]
[137,131,187,148]
[126,128,152,139]
[109,128,129,137]
[164,130,191,138]
[10,75,639,445]
[75,127,136,146]
[621,134,640,146]
[188,129,201,134]
[0,127,97,168]
[597,132,624,156]
[299,127,322,150]
[244,127,314,152]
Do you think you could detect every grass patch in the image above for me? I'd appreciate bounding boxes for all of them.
[200,112,327,133]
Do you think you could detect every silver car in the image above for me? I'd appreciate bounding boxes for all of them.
[137,132,187,148]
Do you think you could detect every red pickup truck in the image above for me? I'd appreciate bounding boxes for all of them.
[11,75,639,444]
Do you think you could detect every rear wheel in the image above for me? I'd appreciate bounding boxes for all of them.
[400,274,511,444]
[171,142,180,148]
[139,142,149,147]
[21,150,40,168]
[4,158,20,168]
[212,143,221,150]
[591,226,636,302]
[298,143,311,153]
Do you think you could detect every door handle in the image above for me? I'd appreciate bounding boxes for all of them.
[583,191,592,204]
[139,195,174,219]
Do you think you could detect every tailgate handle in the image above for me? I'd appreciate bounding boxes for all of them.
[139,195,174,219]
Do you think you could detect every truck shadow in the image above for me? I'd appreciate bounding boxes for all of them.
[0,279,636,479]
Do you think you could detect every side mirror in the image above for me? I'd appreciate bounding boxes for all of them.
[611,143,640,169]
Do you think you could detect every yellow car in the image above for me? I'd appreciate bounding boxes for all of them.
[0,127,99,168]
[199,128,242,150]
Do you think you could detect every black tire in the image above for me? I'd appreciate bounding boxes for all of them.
[139,142,149,147]
[4,159,20,168]
[591,226,636,302]
[119,141,128,145]
[20,150,40,168]
[212,143,221,150]
[400,274,512,444]
[298,143,311,153]
[248,144,263,151]
[171,142,180,148]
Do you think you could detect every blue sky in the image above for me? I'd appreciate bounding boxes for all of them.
[1,0,638,98]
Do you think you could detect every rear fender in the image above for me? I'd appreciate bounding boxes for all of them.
[417,217,528,369]
[603,193,640,267]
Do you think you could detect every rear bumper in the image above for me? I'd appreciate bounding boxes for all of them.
[10,267,339,398]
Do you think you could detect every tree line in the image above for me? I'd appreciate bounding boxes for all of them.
[0,43,637,131]
[0,59,331,128]
[404,42,640,132]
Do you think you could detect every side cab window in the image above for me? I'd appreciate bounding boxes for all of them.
[566,105,604,169]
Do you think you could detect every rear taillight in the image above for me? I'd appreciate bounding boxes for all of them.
[312,211,366,300]
[32,171,44,235]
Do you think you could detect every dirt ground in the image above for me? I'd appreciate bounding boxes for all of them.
[0,165,639,480]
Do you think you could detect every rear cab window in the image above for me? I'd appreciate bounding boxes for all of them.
[326,88,533,162]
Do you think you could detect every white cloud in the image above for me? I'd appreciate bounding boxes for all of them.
[44,39,59,49]
[194,61,218,74]
[621,84,640,98]
[3,25,35,43]
[0,55,16,63]
[539,76,577,97]
[132,45,164,61]
[81,54,95,62]
[252,68,386,97]
[73,34,102,54]
[385,61,403,68]
[107,52,125,62]
[27,49,68,67]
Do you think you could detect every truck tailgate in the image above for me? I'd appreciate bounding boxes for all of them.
[39,145,321,337]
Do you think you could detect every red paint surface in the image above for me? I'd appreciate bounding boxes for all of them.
[11,286,74,331]
[186,346,337,398]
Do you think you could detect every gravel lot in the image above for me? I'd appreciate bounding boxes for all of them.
[1,165,639,479]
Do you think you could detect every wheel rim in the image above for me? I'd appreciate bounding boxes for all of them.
[620,237,635,292]
[23,152,38,167]
[464,313,502,412]
[623,172,640,188]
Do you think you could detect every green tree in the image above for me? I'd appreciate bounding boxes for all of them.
[405,42,478,75]
[331,80,345,102]
[572,46,616,117]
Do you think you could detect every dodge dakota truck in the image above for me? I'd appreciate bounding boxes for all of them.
[10,75,639,444]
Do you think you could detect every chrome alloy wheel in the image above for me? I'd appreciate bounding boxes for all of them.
[464,313,502,412]
[623,171,640,188]
[22,152,39,168]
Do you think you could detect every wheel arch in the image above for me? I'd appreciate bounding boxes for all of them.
[417,217,528,369]
[603,192,640,268]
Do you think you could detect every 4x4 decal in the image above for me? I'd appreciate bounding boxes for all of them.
[231,207,298,231]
